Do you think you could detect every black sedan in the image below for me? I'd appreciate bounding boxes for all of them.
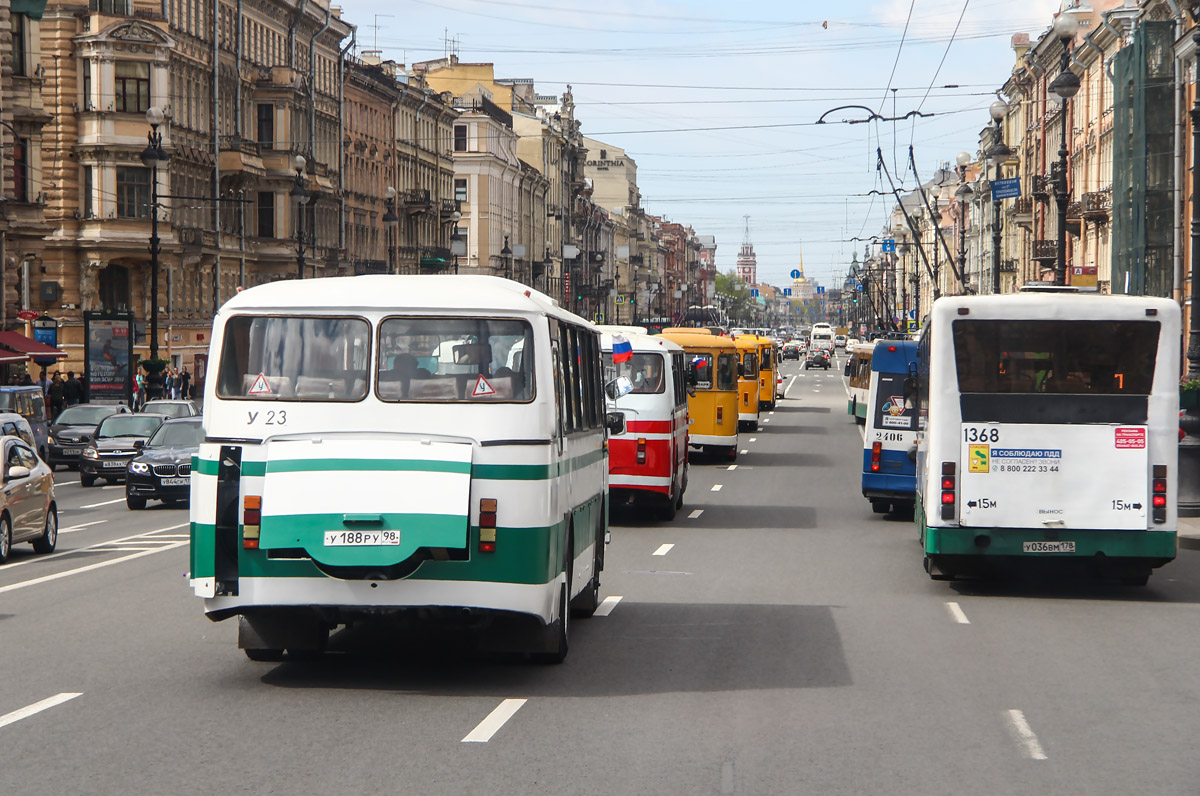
[79,414,168,487]
[805,349,832,370]
[125,418,203,509]
[47,404,130,470]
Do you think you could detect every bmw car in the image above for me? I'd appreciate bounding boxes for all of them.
[125,417,203,509]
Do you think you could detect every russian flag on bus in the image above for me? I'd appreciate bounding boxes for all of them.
[612,334,633,364]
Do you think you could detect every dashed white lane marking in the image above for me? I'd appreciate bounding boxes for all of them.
[749,437,757,442]
[60,520,106,533]
[769,411,775,415]
[688,509,704,519]
[740,449,748,455]
[727,464,738,471]
[595,595,623,616]
[945,602,970,624]
[0,692,82,730]
[462,698,527,743]
[1005,710,1047,760]
[762,418,771,423]
[711,484,723,492]
[653,543,674,556]
[80,498,125,509]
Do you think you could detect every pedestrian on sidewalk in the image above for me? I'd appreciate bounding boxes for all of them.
[64,371,83,406]
[180,367,191,401]
[47,373,65,419]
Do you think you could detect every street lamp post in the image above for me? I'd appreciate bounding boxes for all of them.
[1189,28,1200,381]
[986,99,1011,294]
[500,234,512,281]
[955,152,974,295]
[289,155,310,279]
[140,106,169,366]
[383,186,398,274]
[1048,11,1081,287]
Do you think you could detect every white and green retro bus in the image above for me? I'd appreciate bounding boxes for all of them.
[189,275,610,662]
[915,290,1180,585]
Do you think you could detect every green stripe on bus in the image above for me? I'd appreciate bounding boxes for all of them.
[265,458,471,475]
[474,448,606,481]
[190,522,216,579]
[924,525,1177,560]
[192,459,266,477]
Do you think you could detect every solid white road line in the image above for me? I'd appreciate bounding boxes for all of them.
[0,541,187,594]
[711,484,723,492]
[945,602,970,624]
[1005,709,1048,760]
[461,698,527,743]
[688,509,704,519]
[0,692,82,730]
[727,464,738,471]
[60,520,106,533]
[653,543,674,556]
[785,375,797,396]
[80,498,124,509]
[0,523,188,572]
[595,595,623,616]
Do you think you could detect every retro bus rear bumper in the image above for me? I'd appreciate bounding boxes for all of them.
[689,433,736,447]
[923,525,1176,565]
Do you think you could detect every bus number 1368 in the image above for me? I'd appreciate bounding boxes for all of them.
[964,427,1000,443]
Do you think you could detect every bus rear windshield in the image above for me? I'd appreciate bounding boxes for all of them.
[217,316,371,401]
[953,320,1160,395]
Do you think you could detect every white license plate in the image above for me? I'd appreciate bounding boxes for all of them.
[323,530,400,547]
[62,448,82,455]
[1023,541,1076,553]
[161,477,189,486]
[102,460,126,468]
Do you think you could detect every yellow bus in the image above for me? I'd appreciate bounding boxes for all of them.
[660,331,739,461]
[733,335,761,431]
[756,337,781,410]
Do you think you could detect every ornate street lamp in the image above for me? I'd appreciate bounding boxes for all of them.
[986,99,1010,294]
[955,151,974,296]
[1048,11,1081,287]
[289,155,310,279]
[500,233,512,280]
[140,106,169,366]
[383,186,398,274]
[1189,26,1200,381]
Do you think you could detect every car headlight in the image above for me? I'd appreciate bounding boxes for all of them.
[128,461,150,474]
[82,448,98,459]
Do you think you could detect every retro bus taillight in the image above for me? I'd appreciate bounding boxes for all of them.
[1152,465,1167,523]
[479,498,498,552]
[870,442,882,473]
[940,462,956,520]
[637,438,647,465]
[242,495,261,549]
[717,406,724,423]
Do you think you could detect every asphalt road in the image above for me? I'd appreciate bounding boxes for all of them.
[3,354,1200,795]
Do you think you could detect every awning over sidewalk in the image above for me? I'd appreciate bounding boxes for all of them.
[0,331,67,362]
[0,350,29,366]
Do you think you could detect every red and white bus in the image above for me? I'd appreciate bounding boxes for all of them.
[600,329,690,520]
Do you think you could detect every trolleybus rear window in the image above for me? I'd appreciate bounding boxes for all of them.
[216,316,371,401]
[376,317,534,402]
[953,320,1159,395]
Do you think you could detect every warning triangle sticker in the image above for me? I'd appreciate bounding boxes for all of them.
[248,373,272,395]
[471,375,496,397]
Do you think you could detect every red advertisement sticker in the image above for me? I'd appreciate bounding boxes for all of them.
[1114,427,1146,449]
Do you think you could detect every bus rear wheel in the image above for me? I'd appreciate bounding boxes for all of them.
[535,535,572,664]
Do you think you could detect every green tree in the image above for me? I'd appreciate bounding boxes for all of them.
[715,270,754,324]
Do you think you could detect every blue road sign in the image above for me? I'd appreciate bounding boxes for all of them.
[908,309,917,320]
[856,283,865,291]
[783,288,792,296]
[992,177,1022,200]
[750,288,760,297]
[816,285,825,294]
[882,239,896,253]
[790,269,801,279]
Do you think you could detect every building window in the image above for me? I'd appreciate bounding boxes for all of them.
[82,60,93,110]
[11,139,28,203]
[114,61,150,114]
[257,103,273,149]
[89,0,130,13]
[98,265,130,311]
[116,166,151,218]
[11,14,26,78]
[454,178,467,202]
[454,125,467,153]
[82,166,94,218]
[257,191,274,238]
[454,225,468,254]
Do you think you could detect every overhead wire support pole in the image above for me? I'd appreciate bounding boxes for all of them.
[908,146,973,292]
[876,147,937,291]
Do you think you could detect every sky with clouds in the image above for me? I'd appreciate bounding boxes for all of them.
[341,0,1063,288]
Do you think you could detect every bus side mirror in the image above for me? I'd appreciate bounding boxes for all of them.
[605,376,633,401]
[686,367,698,388]
[605,411,625,436]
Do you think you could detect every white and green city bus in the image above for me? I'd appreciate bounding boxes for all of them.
[914,290,1180,585]
[189,275,610,662]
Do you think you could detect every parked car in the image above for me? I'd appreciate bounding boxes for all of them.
[0,435,57,563]
[48,404,131,470]
[139,399,201,418]
[805,349,832,370]
[0,413,37,452]
[125,417,203,509]
[79,413,168,487]
[0,385,49,461]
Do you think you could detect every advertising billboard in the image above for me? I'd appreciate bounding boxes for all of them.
[83,310,134,405]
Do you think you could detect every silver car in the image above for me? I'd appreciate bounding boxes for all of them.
[0,435,57,563]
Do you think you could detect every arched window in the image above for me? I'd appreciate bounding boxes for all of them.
[98,265,130,310]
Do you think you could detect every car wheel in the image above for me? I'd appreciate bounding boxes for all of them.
[80,473,95,488]
[31,506,57,554]
[0,515,10,563]
[126,494,147,511]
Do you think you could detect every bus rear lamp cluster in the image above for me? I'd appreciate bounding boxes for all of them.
[1152,465,1167,524]
[637,438,647,465]
[940,462,956,520]
[716,406,723,423]
[479,498,498,553]
[242,495,261,549]
[870,442,882,473]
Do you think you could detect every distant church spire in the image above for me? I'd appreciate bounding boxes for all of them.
[737,215,757,285]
